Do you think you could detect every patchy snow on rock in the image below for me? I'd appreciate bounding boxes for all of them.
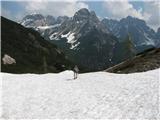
[70,42,80,50]
[49,32,58,40]
[61,32,76,44]
[143,32,155,46]
[61,32,70,38]
[21,19,33,26]
[1,68,159,119]
[61,32,79,49]
[2,54,16,65]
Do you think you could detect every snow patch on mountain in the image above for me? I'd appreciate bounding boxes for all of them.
[49,32,59,40]
[61,32,71,38]
[67,32,75,44]
[37,24,61,30]
[61,32,78,48]
[61,32,76,43]
[143,32,155,46]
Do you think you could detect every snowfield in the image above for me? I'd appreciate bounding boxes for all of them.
[1,69,160,119]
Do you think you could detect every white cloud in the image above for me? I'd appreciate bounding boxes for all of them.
[24,1,89,17]
[143,1,160,31]
[1,7,23,21]
[103,0,160,31]
[103,0,144,20]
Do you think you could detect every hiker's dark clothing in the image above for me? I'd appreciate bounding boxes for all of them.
[73,65,79,79]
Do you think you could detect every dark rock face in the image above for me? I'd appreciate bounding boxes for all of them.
[157,27,160,34]
[1,16,74,73]
[56,16,69,24]
[155,27,160,47]
[156,27,160,38]
[45,15,56,25]
[102,16,159,53]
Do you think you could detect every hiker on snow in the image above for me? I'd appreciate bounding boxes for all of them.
[73,65,79,79]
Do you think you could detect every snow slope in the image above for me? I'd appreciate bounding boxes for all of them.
[37,24,61,30]
[1,69,160,119]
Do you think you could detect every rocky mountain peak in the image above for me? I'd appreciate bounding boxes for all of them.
[126,16,134,20]
[120,16,146,26]
[56,16,69,24]
[75,8,90,16]
[22,14,44,21]
[21,14,57,27]
[101,18,119,32]
[73,8,99,22]
[90,11,96,16]
[101,16,158,53]
[45,15,56,25]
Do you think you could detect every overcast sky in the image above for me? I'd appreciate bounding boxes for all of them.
[1,0,160,31]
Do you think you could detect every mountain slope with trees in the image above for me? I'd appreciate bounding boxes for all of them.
[1,17,74,73]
